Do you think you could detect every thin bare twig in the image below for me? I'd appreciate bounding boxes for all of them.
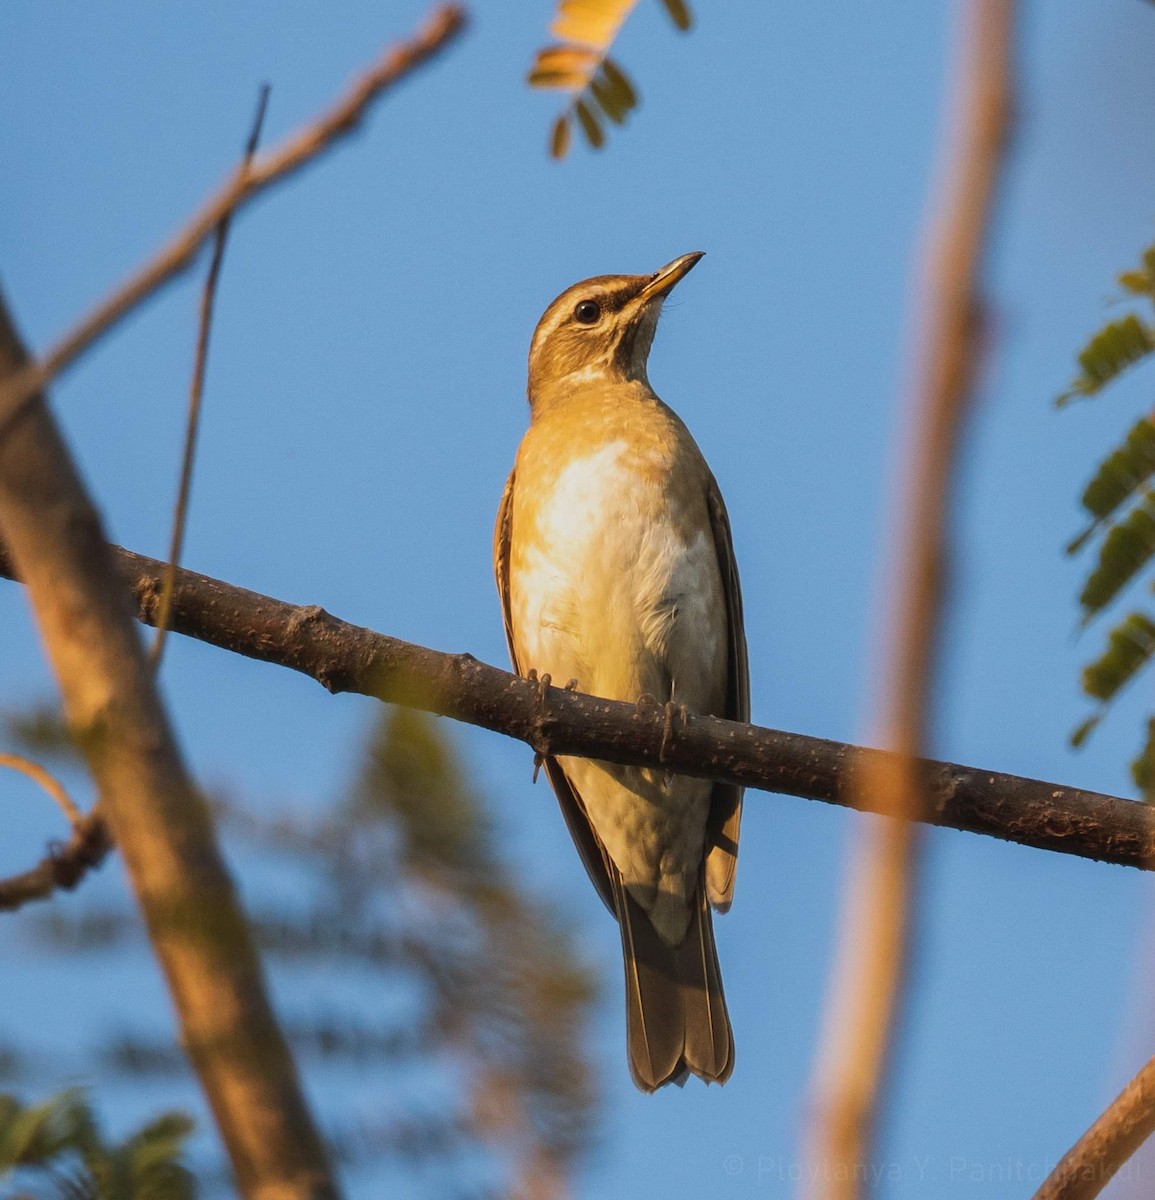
[0,751,110,911]
[804,1,1016,1195]
[151,85,271,668]
[1032,1055,1155,1200]
[4,540,1148,873]
[0,812,111,912]
[0,4,466,440]
[1,750,82,824]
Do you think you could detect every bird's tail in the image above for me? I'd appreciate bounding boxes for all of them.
[612,872,733,1092]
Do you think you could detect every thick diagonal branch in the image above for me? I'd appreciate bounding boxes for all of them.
[1,542,1148,872]
[0,300,337,1197]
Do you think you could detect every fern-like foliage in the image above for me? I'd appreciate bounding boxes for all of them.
[527,0,692,159]
[1077,491,1155,619]
[0,1091,195,1200]
[1057,314,1155,406]
[1063,239,1155,797]
[1068,416,1155,553]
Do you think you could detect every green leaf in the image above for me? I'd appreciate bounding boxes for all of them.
[1081,612,1155,701]
[1067,416,1155,552]
[1069,714,1103,748]
[574,99,605,149]
[1118,247,1155,297]
[1079,492,1155,617]
[657,0,693,31]
[1057,313,1155,406]
[0,1089,92,1170]
[550,114,571,159]
[1134,718,1155,802]
[590,70,630,124]
[600,57,637,109]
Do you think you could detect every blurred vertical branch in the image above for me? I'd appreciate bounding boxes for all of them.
[7,704,599,1197]
[151,84,270,668]
[803,0,1016,1194]
[0,296,338,1199]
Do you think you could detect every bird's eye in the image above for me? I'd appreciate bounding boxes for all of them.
[573,299,602,325]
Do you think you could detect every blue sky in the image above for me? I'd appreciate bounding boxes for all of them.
[4,0,1155,1196]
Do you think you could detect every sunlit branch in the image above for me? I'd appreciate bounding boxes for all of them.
[1031,1054,1155,1200]
[1,540,1146,873]
[803,1,1017,1195]
[0,751,109,912]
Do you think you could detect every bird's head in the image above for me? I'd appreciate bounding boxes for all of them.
[526,252,704,405]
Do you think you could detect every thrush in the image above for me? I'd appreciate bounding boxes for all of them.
[494,253,749,1091]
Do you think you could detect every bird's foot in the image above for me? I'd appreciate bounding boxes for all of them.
[659,701,689,789]
[633,694,687,787]
[525,667,553,703]
[526,668,553,782]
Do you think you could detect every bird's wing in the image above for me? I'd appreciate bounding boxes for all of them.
[494,468,616,913]
[703,474,749,912]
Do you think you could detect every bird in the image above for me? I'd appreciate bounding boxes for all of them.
[493,252,749,1091]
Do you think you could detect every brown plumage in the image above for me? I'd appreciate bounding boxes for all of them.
[494,253,749,1091]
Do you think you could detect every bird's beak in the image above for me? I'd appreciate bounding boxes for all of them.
[635,251,705,305]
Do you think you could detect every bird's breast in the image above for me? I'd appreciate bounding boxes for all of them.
[509,436,724,710]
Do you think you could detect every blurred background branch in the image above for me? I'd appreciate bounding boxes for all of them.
[1031,1052,1155,1200]
[0,286,337,1197]
[0,748,109,913]
[804,0,1016,1193]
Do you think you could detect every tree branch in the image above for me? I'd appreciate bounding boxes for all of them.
[804,0,1016,1193]
[1031,1054,1155,1200]
[0,751,111,911]
[152,84,271,668]
[0,4,467,439]
[0,811,111,913]
[0,294,338,1198]
[2,541,1148,872]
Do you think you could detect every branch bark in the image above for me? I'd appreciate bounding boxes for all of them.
[804,1,1016,1193]
[2,541,1148,872]
[0,752,111,911]
[1032,1055,1155,1200]
[0,297,338,1198]
[152,84,271,668]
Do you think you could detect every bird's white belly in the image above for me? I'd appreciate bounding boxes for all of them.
[509,440,725,940]
[510,440,722,706]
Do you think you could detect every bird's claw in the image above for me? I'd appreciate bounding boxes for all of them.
[659,701,689,787]
[526,668,553,779]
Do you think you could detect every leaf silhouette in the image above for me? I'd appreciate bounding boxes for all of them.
[1078,491,1155,619]
[527,0,693,157]
[1067,415,1155,553]
[1057,313,1155,406]
[1081,612,1155,702]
